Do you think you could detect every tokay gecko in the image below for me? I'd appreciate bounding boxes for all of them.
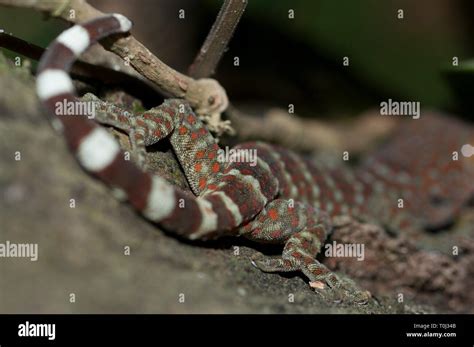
[35,14,474,303]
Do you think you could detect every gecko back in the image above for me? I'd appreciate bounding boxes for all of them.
[357,112,474,232]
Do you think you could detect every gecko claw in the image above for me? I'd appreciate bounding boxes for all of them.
[309,273,371,305]
[250,251,371,305]
[309,281,326,290]
[249,257,259,269]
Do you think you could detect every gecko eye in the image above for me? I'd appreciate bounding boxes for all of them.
[429,194,448,207]
[208,96,215,105]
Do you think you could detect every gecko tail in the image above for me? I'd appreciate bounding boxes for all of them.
[35,14,233,239]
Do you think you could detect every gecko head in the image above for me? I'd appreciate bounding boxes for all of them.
[421,194,456,231]
[185,78,229,116]
[417,176,473,232]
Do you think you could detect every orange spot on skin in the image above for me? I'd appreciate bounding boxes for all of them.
[291,251,302,259]
[268,208,279,221]
[251,228,262,237]
[191,132,199,140]
[207,184,217,190]
[196,150,205,159]
[199,177,207,189]
[199,128,206,135]
[154,129,161,137]
[315,228,324,240]
[270,230,282,239]
[208,151,216,159]
[187,115,196,124]
[212,163,220,173]
[311,267,326,275]
[399,219,411,229]
[195,163,202,172]
[179,126,187,135]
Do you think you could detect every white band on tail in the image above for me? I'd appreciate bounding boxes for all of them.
[56,25,91,56]
[143,176,177,221]
[36,69,74,101]
[77,127,121,172]
[113,14,132,32]
[189,199,218,239]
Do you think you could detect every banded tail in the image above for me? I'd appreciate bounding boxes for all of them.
[36,14,270,239]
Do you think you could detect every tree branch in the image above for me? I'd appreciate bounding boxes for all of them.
[0,31,163,103]
[0,31,44,61]
[0,0,229,125]
[188,0,247,79]
[0,0,396,153]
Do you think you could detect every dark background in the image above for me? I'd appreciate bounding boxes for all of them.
[1,0,474,119]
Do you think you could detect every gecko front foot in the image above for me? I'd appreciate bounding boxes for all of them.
[250,251,371,305]
[244,199,370,305]
[310,273,371,305]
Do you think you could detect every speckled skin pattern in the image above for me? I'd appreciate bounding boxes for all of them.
[35,15,473,303]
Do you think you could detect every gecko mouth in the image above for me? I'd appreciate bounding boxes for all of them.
[423,218,455,233]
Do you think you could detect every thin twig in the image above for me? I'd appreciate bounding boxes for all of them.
[189,0,247,78]
[0,32,127,81]
[0,0,244,83]
[0,31,44,60]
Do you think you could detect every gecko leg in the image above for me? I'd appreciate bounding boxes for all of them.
[81,95,225,195]
[241,199,370,304]
[128,128,148,170]
[82,93,134,132]
[82,93,149,167]
[81,93,180,171]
